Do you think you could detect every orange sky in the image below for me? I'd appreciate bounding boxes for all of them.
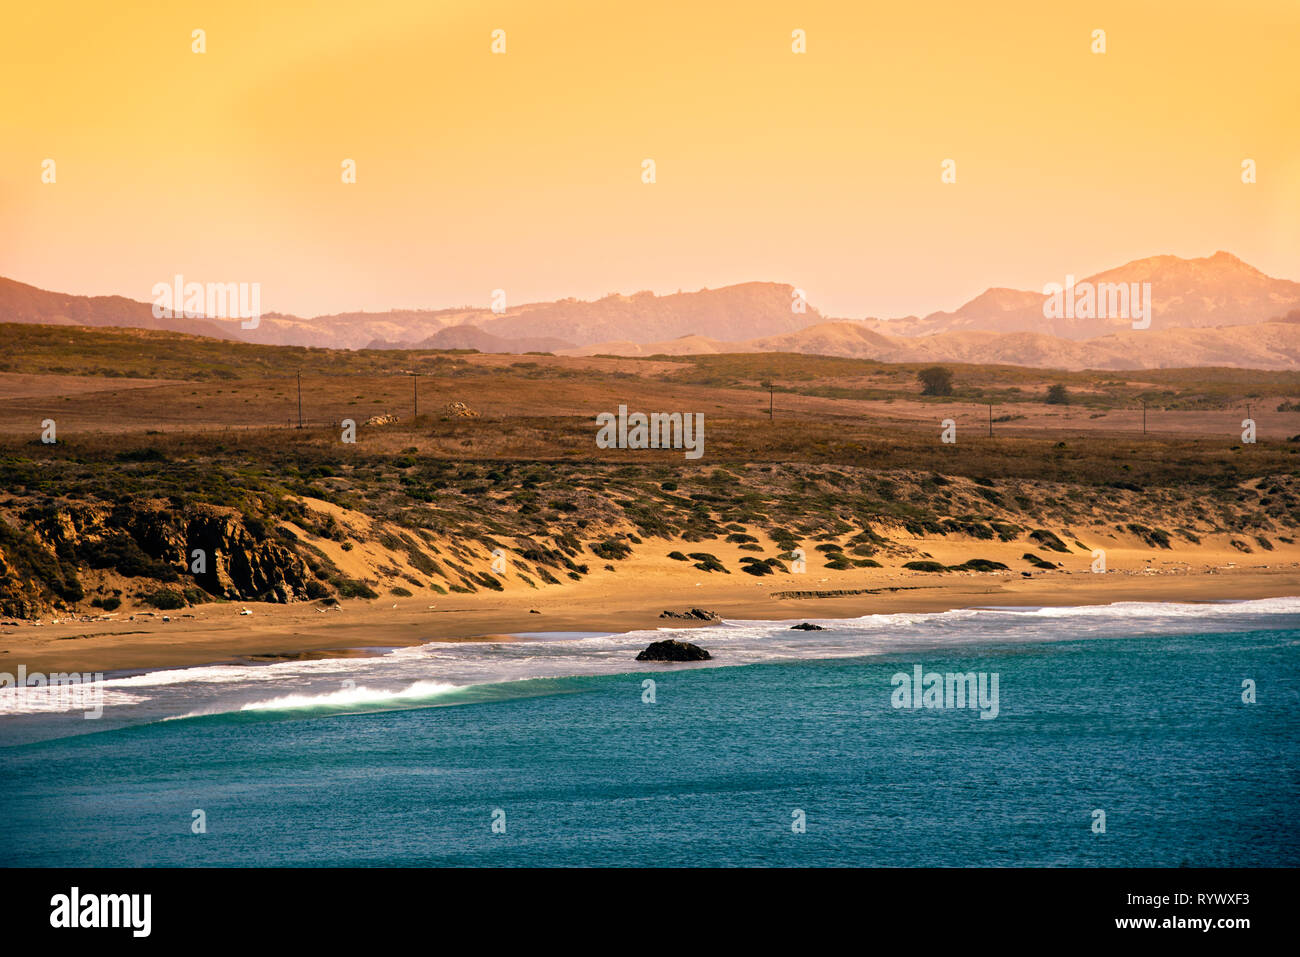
[2,0,1297,320]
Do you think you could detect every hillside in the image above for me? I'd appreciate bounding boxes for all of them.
[571,319,1300,370]
[3,253,1297,368]
[873,252,1300,340]
[0,277,243,341]
[0,277,822,352]
[1,321,1298,628]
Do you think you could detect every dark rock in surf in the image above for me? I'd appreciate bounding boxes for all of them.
[658,608,720,621]
[790,622,824,631]
[636,639,712,662]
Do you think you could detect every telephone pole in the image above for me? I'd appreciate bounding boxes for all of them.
[1142,400,1146,435]
[296,370,303,429]
[411,372,419,421]
[988,403,993,437]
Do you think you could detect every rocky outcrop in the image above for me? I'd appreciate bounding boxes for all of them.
[0,521,77,619]
[636,639,712,662]
[177,505,317,603]
[0,500,321,617]
[658,608,719,621]
[790,622,824,630]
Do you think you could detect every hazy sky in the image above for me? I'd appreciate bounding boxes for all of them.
[3,0,1297,319]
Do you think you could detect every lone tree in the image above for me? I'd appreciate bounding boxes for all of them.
[917,366,954,396]
[1045,384,1069,405]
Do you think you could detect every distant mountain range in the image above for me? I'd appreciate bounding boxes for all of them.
[3,252,1298,370]
[866,251,1300,340]
[567,315,1300,370]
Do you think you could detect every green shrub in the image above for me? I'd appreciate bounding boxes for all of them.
[335,579,379,599]
[902,560,947,572]
[688,552,728,573]
[1028,529,1070,553]
[952,558,1008,572]
[590,539,632,560]
[142,587,186,610]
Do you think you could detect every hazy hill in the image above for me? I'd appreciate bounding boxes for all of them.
[2,254,1296,369]
[401,324,575,354]
[0,278,820,351]
[871,252,1300,340]
[473,282,822,346]
[0,277,243,341]
[570,319,1300,370]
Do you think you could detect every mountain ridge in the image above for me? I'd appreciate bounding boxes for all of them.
[3,252,1297,369]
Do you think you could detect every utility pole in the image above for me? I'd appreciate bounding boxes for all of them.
[988,403,993,437]
[297,370,303,429]
[762,380,774,421]
[1142,400,1146,435]
[412,372,419,421]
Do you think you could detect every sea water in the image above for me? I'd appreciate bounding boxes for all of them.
[1,599,1297,867]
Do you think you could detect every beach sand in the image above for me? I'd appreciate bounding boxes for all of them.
[3,534,1297,674]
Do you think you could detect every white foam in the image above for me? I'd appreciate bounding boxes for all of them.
[0,687,142,715]
[237,679,461,712]
[5,597,1298,726]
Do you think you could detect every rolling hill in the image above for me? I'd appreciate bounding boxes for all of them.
[3,253,1297,369]
[570,319,1300,370]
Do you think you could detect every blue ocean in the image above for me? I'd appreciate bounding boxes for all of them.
[2,599,1297,867]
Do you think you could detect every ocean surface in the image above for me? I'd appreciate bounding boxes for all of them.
[2,598,1297,867]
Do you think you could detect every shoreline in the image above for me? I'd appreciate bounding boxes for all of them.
[3,564,1298,675]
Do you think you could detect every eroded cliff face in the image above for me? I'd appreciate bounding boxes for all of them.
[0,545,51,619]
[0,500,319,618]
